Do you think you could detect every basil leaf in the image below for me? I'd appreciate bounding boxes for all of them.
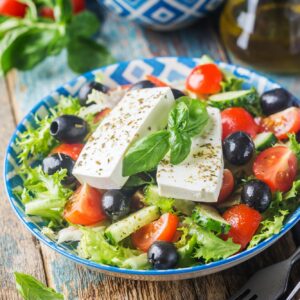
[14,272,64,300]
[21,0,38,20]
[125,172,156,188]
[67,11,99,39]
[169,129,192,165]
[67,36,114,73]
[168,101,189,131]
[177,97,209,137]
[123,131,170,177]
[54,0,72,23]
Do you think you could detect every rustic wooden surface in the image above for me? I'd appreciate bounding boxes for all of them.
[1,7,300,300]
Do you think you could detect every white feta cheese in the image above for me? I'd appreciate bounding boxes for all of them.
[73,87,175,189]
[157,107,224,203]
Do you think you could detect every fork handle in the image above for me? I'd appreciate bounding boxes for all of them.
[290,246,300,264]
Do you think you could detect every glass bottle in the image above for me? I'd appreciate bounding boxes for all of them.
[220,0,300,73]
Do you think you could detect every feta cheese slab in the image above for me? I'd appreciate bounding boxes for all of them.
[157,107,224,203]
[73,87,175,189]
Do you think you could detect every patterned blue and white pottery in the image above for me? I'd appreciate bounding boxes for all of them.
[97,0,224,31]
[4,57,300,280]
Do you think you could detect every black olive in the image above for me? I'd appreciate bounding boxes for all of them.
[50,115,88,143]
[260,88,294,115]
[223,131,254,165]
[102,190,131,221]
[172,88,186,100]
[78,81,109,106]
[42,153,76,186]
[241,180,272,212]
[128,80,156,91]
[147,241,178,270]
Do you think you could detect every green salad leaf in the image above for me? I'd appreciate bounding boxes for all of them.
[221,70,244,92]
[248,179,300,248]
[14,272,64,300]
[78,227,150,269]
[18,166,73,227]
[288,133,300,163]
[169,129,191,165]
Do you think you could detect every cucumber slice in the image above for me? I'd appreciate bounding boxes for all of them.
[192,204,230,234]
[208,89,261,116]
[105,206,159,244]
[254,132,277,151]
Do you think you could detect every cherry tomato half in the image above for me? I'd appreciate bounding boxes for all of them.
[221,107,259,140]
[186,63,223,96]
[93,108,111,124]
[51,144,84,161]
[146,75,168,87]
[253,146,297,192]
[223,204,262,250]
[218,169,235,203]
[64,184,106,225]
[260,107,300,140]
[40,0,85,19]
[131,213,179,252]
[0,0,27,17]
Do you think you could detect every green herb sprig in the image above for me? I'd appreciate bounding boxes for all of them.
[123,96,209,176]
[0,0,113,74]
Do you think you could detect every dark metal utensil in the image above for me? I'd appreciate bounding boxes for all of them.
[229,223,300,300]
[286,281,300,300]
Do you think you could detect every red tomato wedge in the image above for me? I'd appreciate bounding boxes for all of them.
[221,107,259,140]
[64,184,106,225]
[40,0,85,18]
[218,169,235,203]
[132,213,179,252]
[93,108,111,124]
[223,204,262,250]
[146,75,168,87]
[253,146,297,192]
[260,107,300,140]
[52,144,84,161]
[186,63,223,96]
[0,0,27,17]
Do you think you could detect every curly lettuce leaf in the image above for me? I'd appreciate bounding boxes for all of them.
[78,227,150,270]
[14,272,64,300]
[248,180,300,248]
[18,166,73,227]
[287,133,300,163]
[17,96,82,164]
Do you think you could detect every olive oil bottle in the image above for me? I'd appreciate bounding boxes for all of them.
[220,0,300,73]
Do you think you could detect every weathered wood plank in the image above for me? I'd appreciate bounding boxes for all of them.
[0,77,47,299]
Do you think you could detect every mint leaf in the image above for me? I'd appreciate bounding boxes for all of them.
[14,272,64,300]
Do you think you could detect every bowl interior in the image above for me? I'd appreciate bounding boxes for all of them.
[4,57,300,279]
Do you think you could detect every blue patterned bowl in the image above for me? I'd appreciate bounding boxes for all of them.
[4,57,300,280]
[97,0,224,31]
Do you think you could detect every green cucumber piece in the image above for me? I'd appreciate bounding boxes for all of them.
[105,206,159,244]
[254,132,277,151]
[208,88,261,116]
[192,203,230,234]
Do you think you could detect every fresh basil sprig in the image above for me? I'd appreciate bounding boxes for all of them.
[0,0,113,74]
[123,97,209,177]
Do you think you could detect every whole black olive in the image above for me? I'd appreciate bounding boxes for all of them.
[147,241,178,270]
[260,88,294,115]
[50,115,88,143]
[172,88,186,100]
[102,190,131,221]
[223,131,254,165]
[128,80,156,91]
[42,153,76,186]
[241,180,272,212]
[78,81,109,106]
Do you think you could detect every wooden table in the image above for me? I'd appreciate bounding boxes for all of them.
[1,8,300,300]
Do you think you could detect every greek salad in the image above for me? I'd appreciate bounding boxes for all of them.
[15,56,300,270]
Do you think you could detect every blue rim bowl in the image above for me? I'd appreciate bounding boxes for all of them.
[4,57,300,281]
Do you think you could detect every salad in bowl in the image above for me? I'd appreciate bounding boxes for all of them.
[5,56,300,278]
